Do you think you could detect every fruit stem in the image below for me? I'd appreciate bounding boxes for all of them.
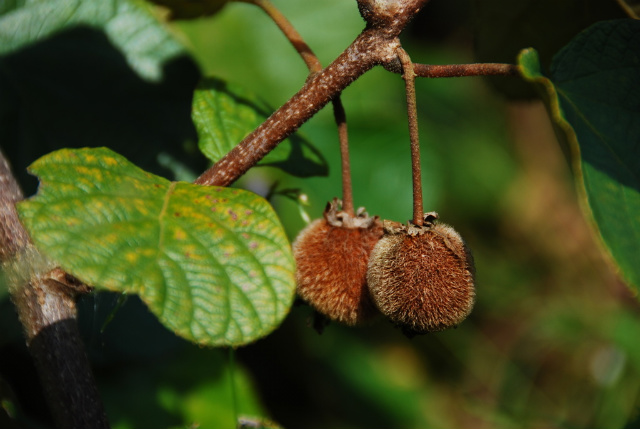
[397,47,423,226]
[333,98,355,215]
[236,0,355,215]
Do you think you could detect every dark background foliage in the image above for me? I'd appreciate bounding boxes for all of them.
[1,1,639,428]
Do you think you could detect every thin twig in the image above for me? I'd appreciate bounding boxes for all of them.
[413,63,519,78]
[397,47,423,226]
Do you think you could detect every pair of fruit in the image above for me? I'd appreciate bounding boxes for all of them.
[293,199,475,334]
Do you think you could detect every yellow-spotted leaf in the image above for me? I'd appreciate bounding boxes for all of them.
[17,147,295,346]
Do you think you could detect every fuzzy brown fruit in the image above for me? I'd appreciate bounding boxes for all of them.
[292,199,384,326]
[367,213,475,334]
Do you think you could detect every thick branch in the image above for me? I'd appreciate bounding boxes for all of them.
[0,154,29,260]
[195,28,402,186]
[195,0,431,187]
[358,0,431,33]
[11,269,109,429]
[0,150,109,429]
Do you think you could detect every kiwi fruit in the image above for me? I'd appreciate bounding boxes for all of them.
[367,212,475,334]
[293,199,384,326]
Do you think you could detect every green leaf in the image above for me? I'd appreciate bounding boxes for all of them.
[192,77,328,178]
[0,0,25,16]
[518,19,640,291]
[17,147,296,346]
[0,0,184,81]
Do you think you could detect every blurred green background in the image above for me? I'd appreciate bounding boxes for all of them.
[2,0,640,428]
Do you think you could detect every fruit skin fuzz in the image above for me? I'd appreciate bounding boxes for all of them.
[292,199,384,326]
[367,213,476,334]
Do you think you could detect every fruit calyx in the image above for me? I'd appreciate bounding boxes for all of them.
[324,198,379,229]
[381,211,438,236]
[381,212,470,261]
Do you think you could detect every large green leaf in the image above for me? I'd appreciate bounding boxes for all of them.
[17,148,296,346]
[193,77,328,178]
[519,19,640,291]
